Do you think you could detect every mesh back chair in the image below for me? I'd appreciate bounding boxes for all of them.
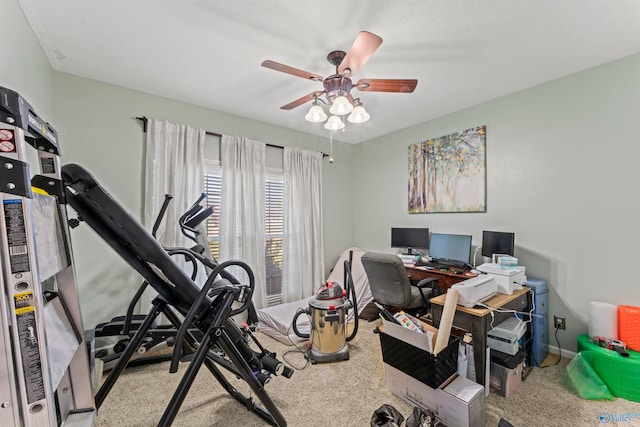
[361,252,439,315]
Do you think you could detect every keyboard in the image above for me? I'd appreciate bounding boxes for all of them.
[415,261,449,270]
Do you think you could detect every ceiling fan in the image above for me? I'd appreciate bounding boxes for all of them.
[261,31,418,129]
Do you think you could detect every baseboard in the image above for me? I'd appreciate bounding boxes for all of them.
[548,344,577,360]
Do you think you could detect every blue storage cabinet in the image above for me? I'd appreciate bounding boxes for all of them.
[526,277,549,366]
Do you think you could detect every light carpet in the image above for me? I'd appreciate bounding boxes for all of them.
[95,320,640,427]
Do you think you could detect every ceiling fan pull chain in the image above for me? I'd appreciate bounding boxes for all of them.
[329,130,334,164]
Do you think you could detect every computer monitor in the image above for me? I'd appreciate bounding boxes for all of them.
[428,233,472,265]
[481,230,515,258]
[390,227,430,254]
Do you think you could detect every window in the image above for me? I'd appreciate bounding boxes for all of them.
[203,161,284,306]
[203,162,222,260]
[264,170,284,305]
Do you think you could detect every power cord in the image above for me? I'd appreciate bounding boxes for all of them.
[475,289,535,330]
[281,311,311,371]
[472,247,481,269]
[551,323,562,366]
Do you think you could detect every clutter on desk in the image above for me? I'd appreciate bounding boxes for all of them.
[476,263,525,295]
[491,254,518,270]
[450,275,498,307]
[398,253,420,265]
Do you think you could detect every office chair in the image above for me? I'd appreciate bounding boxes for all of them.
[361,252,440,316]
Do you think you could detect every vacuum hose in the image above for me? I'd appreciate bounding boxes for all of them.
[292,308,310,339]
[344,256,359,342]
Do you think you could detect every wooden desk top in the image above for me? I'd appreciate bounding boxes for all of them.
[405,264,477,279]
[430,287,530,317]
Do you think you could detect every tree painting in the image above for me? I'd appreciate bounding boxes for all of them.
[408,125,486,213]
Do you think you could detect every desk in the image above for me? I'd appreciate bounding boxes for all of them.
[405,264,477,292]
[430,287,530,387]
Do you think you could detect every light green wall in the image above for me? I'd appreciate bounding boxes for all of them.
[0,0,53,117]
[51,73,355,327]
[354,53,640,352]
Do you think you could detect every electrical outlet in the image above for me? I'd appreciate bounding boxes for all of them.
[554,315,566,330]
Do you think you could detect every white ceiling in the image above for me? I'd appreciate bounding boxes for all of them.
[18,0,640,144]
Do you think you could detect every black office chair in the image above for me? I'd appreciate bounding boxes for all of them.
[361,252,440,316]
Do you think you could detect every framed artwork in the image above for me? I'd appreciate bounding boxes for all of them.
[408,125,486,213]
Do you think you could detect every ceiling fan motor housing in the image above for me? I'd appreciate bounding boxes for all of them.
[324,75,353,103]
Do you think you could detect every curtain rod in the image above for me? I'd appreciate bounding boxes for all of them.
[135,116,328,158]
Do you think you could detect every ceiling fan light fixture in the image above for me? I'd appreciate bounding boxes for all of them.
[324,115,345,130]
[305,104,327,123]
[347,104,370,124]
[329,95,354,115]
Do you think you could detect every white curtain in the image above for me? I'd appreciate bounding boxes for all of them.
[142,118,206,310]
[282,147,324,302]
[220,135,267,310]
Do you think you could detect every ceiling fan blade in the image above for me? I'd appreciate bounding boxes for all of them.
[281,91,325,110]
[338,31,383,75]
[355,79,418,93]
[261,60,324,81]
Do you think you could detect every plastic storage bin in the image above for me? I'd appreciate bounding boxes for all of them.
[379,329,459,389]
[526,277,549,366]
[489,350,527,398]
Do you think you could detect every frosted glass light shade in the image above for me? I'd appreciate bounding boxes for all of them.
[329,95,354,115]
[347,105,370,123]
[305,104,327,123]
[324,115,345,130]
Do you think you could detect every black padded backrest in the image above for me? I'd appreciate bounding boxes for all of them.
[361,252,412,307]
[62,163,201,313]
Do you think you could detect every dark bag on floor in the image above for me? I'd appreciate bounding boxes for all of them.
[405,407,435,427]
[371,404,405,427]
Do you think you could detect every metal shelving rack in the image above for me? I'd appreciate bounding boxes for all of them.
[0,86,95,426]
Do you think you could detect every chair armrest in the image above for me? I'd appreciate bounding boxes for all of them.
[415,277,438,289]
[412,277,440,307]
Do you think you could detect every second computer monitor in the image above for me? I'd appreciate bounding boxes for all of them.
[391,227,430,254]
[481,230,515,258]
[429,233,472,265]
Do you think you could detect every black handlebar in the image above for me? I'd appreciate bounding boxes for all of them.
[152,194,173,238]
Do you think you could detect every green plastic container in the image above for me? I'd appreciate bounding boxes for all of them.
[577,334,640,402]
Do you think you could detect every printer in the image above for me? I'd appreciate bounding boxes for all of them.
[476,263,526,295]
[450,276,498,308]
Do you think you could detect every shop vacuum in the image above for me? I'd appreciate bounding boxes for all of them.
[292,252,358,363]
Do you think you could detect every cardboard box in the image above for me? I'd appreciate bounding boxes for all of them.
[379,319,459,389]
[385,365,485,427]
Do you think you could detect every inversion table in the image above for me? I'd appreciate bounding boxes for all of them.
[62,163,291,426]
